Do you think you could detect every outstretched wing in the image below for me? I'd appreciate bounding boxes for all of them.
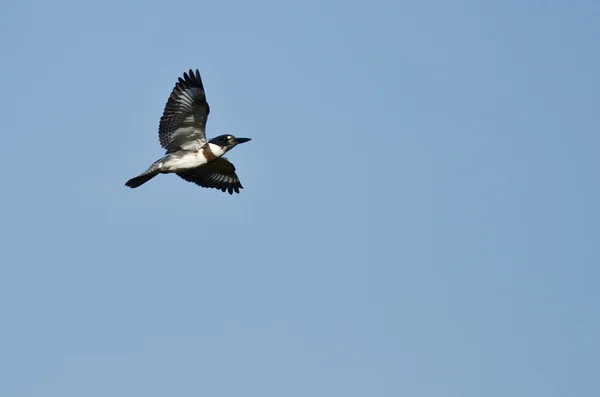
[159,69,210,153]
[176,158,244,195]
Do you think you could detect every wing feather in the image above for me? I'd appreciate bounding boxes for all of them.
[159,69,210,153]
[176,158,244,195]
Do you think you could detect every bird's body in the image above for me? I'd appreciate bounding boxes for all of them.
[125,69,251,194]
[155,147,215,173]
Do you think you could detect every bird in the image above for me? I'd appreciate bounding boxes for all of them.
[125,69,251,194]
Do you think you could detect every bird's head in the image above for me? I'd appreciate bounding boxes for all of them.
[208,135,251,156]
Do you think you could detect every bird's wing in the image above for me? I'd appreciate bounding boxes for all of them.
[159,69,210,153]
[176,158,244,195]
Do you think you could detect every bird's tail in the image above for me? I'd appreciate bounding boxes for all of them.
[125,161,163,188]
[125,172,159,188]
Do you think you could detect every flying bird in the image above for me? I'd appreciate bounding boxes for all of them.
[125,69,251,194]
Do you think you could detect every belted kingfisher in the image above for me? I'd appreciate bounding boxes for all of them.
[125,69,251,194]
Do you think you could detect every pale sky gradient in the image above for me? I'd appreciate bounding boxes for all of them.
[1,1,599,396]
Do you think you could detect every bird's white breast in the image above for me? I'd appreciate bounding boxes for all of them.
[161,151,209,172]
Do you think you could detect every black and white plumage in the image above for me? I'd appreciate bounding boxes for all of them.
[159,69,210,153]
[125,69,251,194]
[177,157,243,195]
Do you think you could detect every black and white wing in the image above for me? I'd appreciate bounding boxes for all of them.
[159,69,210,153]
[176,158,244,195]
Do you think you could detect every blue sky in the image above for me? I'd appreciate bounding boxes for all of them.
[1,0,599,396]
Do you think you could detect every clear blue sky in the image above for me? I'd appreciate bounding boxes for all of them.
[1,1,599,396]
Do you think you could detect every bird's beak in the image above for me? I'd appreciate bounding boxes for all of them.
[233,137,251,144]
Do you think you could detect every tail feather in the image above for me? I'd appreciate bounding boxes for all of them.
[126,157,168,188]
[125,170,159,188]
